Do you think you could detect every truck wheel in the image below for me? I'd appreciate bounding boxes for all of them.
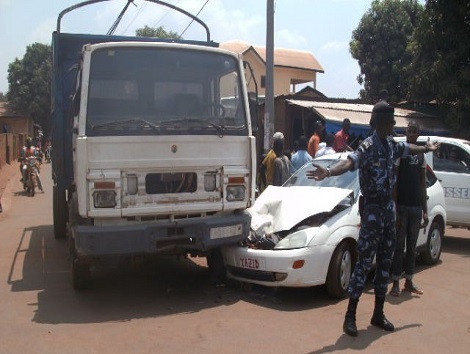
[420,221,443,265]
[326,242,353,298]
[206,248,226,283]
[53,186,67,239]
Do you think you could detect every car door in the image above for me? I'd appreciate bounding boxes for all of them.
[431,142,470,226]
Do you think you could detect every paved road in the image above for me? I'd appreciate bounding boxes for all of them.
[1,163,469,353]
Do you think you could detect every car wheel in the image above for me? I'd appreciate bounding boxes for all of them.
[326,242,353,298]
[420,221,442,265]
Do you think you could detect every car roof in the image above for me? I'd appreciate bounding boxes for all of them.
[394,135,470,146]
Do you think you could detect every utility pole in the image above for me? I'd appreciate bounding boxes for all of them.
[264,0,275,152]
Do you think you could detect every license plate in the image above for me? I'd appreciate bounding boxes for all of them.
[210,224,243,239]
[238,257,265,270]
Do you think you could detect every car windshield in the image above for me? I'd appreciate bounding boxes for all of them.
[284,158,360,194]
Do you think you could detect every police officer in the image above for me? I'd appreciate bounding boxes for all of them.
[306,102,440,337]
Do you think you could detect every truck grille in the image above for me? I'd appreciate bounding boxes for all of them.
[145,172,197,194]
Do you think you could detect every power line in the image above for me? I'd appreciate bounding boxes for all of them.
[107,0,137,36]
[179,0,210,38]
[121,0,147,35]
[153,0,183,28]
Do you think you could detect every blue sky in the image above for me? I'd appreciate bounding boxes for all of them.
[0,0,375,98]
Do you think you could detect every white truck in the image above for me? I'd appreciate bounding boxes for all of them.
[51,0,257,289]
[395,136,470,228]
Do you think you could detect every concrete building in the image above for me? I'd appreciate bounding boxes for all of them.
[220,40,324,96]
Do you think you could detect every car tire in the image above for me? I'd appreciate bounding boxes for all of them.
[326,242,353,298]
[420,221,443,265]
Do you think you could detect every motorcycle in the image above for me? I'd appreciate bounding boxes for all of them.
[22,156,43,196]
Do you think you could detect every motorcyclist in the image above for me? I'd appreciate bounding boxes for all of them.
[19,137,43,192]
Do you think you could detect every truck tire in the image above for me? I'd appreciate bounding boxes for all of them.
[53,186,67,239]
[326,242,353,299]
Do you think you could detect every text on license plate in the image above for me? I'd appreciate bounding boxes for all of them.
[239,257,265,270]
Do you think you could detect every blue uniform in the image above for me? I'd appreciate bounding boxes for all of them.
[347,132,409,298]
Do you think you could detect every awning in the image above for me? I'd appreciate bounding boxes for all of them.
[286,99,448,134]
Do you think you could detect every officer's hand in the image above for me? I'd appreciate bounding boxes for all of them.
[425,137,440,152]
[306,163,327,180]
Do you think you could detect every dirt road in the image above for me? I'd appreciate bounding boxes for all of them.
[1,163,469,353]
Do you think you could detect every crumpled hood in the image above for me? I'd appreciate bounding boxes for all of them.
[248,185,353,234]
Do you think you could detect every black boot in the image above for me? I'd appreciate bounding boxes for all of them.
[370,295,394,331]
[343,297,359,337]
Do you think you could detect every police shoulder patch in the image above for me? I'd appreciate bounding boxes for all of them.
[360,138,373,150]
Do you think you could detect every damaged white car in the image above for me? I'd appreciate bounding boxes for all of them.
[222,153,447,298]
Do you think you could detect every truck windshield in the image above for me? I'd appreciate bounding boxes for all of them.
[85,46,248,137]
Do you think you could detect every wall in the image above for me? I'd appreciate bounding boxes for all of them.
[0,133,21,169]
[274,67,317,95]
[0,116,33,136]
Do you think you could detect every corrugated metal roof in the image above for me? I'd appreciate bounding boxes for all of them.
[220,40,324,73]
[286,99,447,132]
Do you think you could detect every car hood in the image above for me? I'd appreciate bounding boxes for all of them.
[248,185,353,234]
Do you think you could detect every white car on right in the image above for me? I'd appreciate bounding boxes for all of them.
[395,136,470,228]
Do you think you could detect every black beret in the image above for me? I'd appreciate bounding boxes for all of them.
[372,101,394,126]
[373,101,394,114]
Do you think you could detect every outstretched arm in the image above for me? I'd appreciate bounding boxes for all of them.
[408,140,440,155]
[306,158,354,181]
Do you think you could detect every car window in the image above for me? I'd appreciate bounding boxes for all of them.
[433,143,470,173]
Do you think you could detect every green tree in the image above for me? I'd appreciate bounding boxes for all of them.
[0,92,6,101]
[350,0,423,102]
[7,43,52,135]
[407,0,470,134]
[136,25,181,39]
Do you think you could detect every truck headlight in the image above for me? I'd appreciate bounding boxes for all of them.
[226,185,245,201]
[93,190,116,208]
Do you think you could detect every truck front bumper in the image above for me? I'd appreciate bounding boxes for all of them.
[73,211,251,257]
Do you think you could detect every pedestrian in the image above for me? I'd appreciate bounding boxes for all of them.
[315,133,336,158]
[306,101,440,337]
[333,118,353,152]
[290,135,312,173]
[389,121,427,297]
[259,132,285,191]
[272,137,291,186]
[308,121,325,158]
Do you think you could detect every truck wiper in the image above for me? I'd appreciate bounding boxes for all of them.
[91,118,159,130]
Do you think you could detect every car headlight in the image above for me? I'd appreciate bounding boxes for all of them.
[93,190,116,208]
[226,185,245,201]
[274,230,310,249]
